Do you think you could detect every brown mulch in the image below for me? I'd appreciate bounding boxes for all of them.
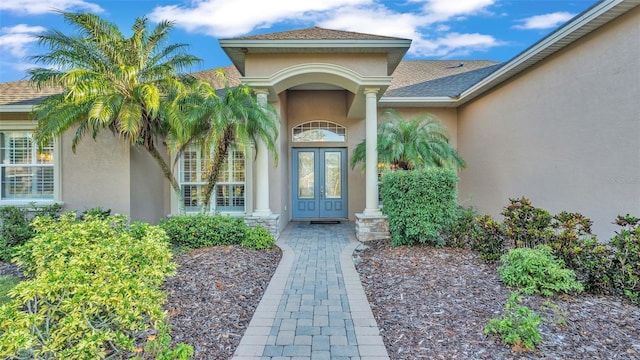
[354,239,640,360]
[163,245,281,359]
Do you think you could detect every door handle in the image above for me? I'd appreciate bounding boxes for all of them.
[320,185,324,200]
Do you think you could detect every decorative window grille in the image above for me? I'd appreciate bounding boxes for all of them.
[180,148,245,213]
[0,132,54,200]
[292,121,346,142]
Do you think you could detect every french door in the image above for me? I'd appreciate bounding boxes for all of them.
[292,148,347,219]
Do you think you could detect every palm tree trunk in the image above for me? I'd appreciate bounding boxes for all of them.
[148,145,185,214]
[201,126,233,213]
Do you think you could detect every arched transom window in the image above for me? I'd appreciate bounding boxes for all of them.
[292,121,346,142]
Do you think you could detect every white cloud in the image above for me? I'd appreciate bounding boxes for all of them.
[149,0,372,38]
[513,12,575,30]
[419,0,495,21]
[0,0,103,15]
[0,24,46,57]
[412,32,502,57]
[148,0,503,58]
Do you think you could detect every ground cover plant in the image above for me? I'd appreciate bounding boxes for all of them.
[0,276,20,305]
[160,214,248,250]
[0,212,190,359]
[484,292,544,351]
[0,203,62,262]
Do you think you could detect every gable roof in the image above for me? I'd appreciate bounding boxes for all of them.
[229,26,404,41]
[219,27,411,76]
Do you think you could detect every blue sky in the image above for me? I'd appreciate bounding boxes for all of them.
[0,0,599,83]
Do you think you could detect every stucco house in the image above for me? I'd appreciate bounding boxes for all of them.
[0,0,638,240]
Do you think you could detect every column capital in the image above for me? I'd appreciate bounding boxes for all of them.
[253,88,270,96]
[363,87,380,95]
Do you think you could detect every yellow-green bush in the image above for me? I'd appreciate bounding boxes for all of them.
[0,213,188,359]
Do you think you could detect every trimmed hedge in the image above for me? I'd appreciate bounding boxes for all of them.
[160,214,248,249]
[380,168,458,246]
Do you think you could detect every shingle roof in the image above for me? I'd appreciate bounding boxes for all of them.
[0,80,61,106]
[226,26,406,41]
[385,61,502,97]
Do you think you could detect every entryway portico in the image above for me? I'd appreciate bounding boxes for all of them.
[219,27,411,235]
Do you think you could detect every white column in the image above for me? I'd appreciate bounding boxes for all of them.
[253,89,272,216]
[363,88,382,215]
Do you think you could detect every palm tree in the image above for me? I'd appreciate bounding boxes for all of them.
[178,76,278,212]
[351,109,465,171]
[29,12,201,211]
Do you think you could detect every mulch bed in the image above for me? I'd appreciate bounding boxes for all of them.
[354,239,640,360]
[163,246,281,359]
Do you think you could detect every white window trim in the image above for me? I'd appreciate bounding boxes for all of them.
[292,120,347,143]
[175,147,249,215]
[0,121,62,207]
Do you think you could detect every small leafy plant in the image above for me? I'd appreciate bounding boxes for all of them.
[471,214,506,263]
[485,292,544,351]
[0,203,62,262]
[443,206,478,248]
[242,225,276,250]
[498,246,583,296]
[610,214,640,303]
[502,197,553,248]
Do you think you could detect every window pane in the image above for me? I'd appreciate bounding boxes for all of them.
[292,121,346,142]
[182,184,202,212]
[324,152,341,199]
[298,152,315,199]
[0,132,54,200]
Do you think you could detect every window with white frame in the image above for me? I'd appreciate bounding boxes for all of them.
[292,121,346,142]
[0,131,55,201]
[180,147,245,213]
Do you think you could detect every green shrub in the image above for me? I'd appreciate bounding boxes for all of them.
[0,203,62,262]
[610,214,640,303]
[160,213,248,249]
[502,197,553,248]
[485,292,544,351]
[0,212,190,359]
[80,206,112,220]
[443,206,478,248]
[242,225,276,250]
[498,246,583,296]
[380,168,458,246]
[470,214,506,263]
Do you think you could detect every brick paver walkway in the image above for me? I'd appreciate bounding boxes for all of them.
[232,221,389,360]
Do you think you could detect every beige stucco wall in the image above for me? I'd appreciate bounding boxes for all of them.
[245,53,388,77]
[457,6,640,239]
[378,107,459,147]
[130,144,169,224]
[60,131,132,216]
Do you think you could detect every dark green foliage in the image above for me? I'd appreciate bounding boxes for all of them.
[443,206,479,248]
[380,168,458,246]
[159,214,248,249]
[502,197,553,248]
[498,246,583,296]
[242,225,276,250]
[547,212,613,293]
[0,204,62,262]
[610,215,640,303]
[470,214,506,263]
[80,206,112,220]
[485,292,544,351]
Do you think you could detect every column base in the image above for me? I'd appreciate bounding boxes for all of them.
[355,213,390,242]
[362,208,383,216]
[252,209,272,217]
[245,213,280,239]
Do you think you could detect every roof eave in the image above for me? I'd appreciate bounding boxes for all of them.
[379,96,459,108]
[457,0,640,106]
[0,105,34,113]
